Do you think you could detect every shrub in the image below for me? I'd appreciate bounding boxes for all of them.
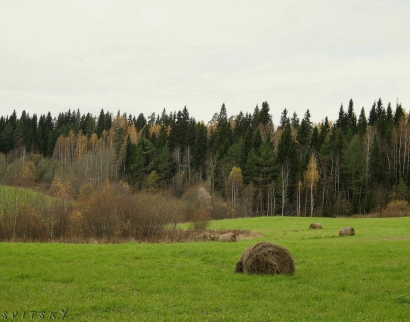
[189,209,211,230]
[79,183,94,201]
[381,200,410,217]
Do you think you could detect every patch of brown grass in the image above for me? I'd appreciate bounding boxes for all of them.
[53,228,260,244]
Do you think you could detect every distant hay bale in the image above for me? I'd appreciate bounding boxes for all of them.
[218,232,237,242]
[234,242,295,275]
[309,223,322,229]
[339,226,355,236]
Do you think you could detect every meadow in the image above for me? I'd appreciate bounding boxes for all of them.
[1,216,410,321]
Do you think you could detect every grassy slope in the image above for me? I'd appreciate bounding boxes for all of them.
[0,185,56,206]
[1,216,410,321]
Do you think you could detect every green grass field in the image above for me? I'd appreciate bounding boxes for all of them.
[1,216,410,321]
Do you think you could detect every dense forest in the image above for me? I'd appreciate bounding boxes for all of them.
[1,98,409,226]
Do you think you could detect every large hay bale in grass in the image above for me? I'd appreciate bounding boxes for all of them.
[339,226,355,236]
[218,232,237,242]
[309,223,322,229]
[234,242,295,275]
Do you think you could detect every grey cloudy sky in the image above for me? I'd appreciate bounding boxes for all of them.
[0,0,409,125]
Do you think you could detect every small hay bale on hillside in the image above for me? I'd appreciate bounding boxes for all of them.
[234,242,295,275]
[218,232,237,242]
[339,226,355,236]
[309,223,322,229]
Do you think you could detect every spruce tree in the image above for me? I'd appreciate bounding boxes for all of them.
[310,126,320,153]
[96,109,105,137]
[368,102,377,126]
[251,105,260,128]
[156,145,174,184]
[259,101,272,125]
[243,148,260,184]
[135,113,147,132]
[280,108,289,128]
[291,112,299,129]
[393,102,405,125]
[192,122,208,180]
[357,108,367,137]
[347,99,357,134]
[369,136,383,185]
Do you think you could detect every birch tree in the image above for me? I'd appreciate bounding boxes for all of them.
[226,166,243,213]
[304,154,319,217]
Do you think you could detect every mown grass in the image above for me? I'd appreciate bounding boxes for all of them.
[1,216,410,321]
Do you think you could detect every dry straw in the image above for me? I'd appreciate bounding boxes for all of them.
[234,242,295,275]
[218,232,237,242]
[309,223,322,229]
[339,226,355,236]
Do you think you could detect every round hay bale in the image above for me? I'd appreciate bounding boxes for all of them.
[234,242,295,275]
[218,232,237,242]
[339,226,355,236]
[309,223,322,229]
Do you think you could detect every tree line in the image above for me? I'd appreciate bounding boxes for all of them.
[1,98,409,218]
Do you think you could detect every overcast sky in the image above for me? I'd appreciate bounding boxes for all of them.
[1,0,409,125]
